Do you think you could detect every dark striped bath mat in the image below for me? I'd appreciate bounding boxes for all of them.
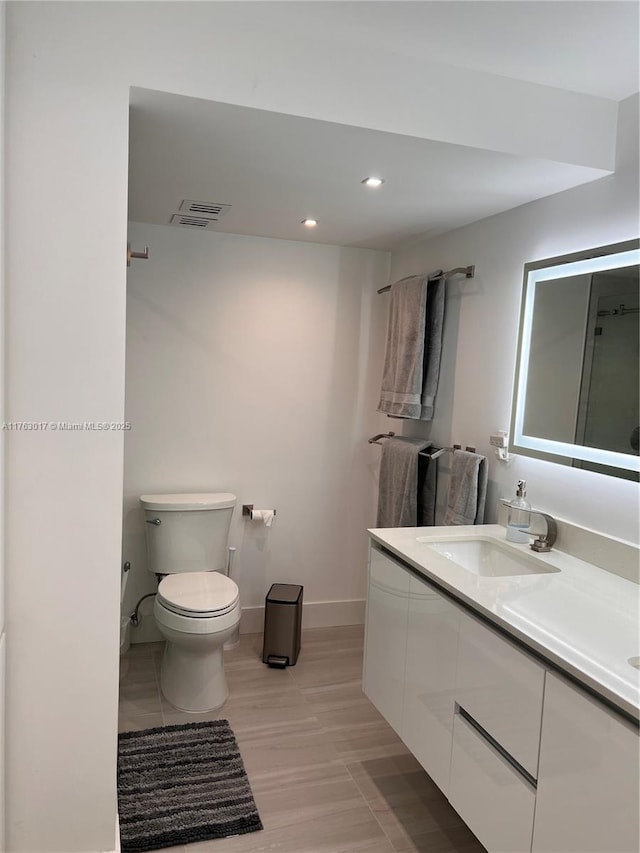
[117,720,263,852]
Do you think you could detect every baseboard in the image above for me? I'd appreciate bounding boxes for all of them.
[128,615,163,644]
[239,599,366,635]
[130,599,366,645]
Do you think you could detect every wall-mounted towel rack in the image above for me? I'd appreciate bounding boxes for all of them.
[368,432,396,444]
[377,265,474,294]
[368,432,475,459]
[424,444,476,460]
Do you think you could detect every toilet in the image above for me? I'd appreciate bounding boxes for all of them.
[140,492,240,713]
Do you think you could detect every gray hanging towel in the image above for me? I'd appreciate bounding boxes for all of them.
[376,437,433,528]
[443,449,488,526]
[377,272,445,420]
[417,450,438,527]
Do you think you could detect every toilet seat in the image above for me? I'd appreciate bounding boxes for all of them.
[157,572,239,619]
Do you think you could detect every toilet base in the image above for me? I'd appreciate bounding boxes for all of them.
[153,590,241,713]
[160,636,230,713]
[155,607,240,713]
[224,625,241,651]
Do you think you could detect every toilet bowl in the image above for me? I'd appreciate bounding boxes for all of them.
[154,571,241,712]
[140,491,240,713]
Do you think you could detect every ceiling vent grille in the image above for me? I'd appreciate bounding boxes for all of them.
[178,199,231,220]
[170,214,221,230]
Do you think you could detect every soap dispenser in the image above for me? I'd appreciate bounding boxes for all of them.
[506,480,531,543]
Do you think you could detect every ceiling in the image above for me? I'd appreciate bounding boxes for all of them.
[128,2,639,252]
[200,1,640,101]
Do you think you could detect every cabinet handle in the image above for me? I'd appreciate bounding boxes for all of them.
[455,704,537,789]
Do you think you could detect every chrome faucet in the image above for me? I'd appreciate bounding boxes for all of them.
[499,499,558,551]
[529,512,557,552]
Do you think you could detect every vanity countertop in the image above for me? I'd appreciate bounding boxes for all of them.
[368,524,640,722]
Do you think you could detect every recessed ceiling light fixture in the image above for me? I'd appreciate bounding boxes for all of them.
[362,176,385,188]
[302,218,318,227]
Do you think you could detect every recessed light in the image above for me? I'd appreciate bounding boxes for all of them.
[302,218,318,227]
[362,176,385,188]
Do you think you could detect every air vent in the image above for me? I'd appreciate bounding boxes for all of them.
[178,199,231,220]
[170,214,220,230]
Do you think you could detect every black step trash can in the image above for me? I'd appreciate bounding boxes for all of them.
[262,583,303,667]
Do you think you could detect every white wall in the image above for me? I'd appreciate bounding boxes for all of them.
[2,3,635,851]
[391,94,640,544]
[0,2,6,849]
[124,223,389,637]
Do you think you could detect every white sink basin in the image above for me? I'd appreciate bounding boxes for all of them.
[417,537,561,577]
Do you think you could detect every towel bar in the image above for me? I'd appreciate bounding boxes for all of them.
[377,265,474,294]
[368,432,396,445]
[424,444,476,460]
[368,433,476,459]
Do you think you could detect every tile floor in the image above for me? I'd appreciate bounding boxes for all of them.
[118,625,486,853]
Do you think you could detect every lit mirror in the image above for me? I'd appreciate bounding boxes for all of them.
[510,239,639,481]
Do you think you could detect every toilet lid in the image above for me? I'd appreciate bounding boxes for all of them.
[157,572,239,618]
[140,492,236,511]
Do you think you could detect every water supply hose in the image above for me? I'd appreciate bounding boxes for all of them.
[130,592,157,626]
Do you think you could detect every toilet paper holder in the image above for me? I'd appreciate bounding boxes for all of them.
[242,504,277,518]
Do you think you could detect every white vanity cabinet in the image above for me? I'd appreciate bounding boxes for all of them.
[364,545,460,791]
[403,574,460,795]
[448,611,545,852]
[363,537,640,853]
[449,711,536,853]
[532,672,640,853]
[453,610,545,779]
[362,546,410,732]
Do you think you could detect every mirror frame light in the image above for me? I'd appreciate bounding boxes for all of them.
[510,238,640,475]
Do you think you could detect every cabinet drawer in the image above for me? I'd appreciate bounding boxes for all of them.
[455,611,545,778]
[450,711,535,853]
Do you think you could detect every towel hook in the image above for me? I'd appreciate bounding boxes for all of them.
[127,242,150,267]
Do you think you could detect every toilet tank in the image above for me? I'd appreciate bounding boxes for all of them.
[140,492,236,575]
